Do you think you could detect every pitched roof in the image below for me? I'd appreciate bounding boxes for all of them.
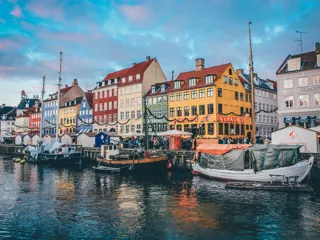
[17,98,37,109]
[276,50,319,74]
[145,81,174,97]
[241,73,277,92]
[85,92,93,109]
[60,86,73,94]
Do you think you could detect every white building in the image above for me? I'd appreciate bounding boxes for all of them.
[61,133,73,145]
[276,42,320,129]
[77,132,96,147]
[0,105,16,136]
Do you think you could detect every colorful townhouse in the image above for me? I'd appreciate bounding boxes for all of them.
[93,74,119,133]
[117,56,167,136]
[59,97,82,135]
[29,106,41,135]
[0,105,16,136]
[77,91,93,133]
[43,79,84,135]
[15,108,32,134]
[167,58,253,139]
[16,90,38,116]
[145,81,173,134]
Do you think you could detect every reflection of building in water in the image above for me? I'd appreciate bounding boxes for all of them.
[56,175,75,201]
[169,182,219,230]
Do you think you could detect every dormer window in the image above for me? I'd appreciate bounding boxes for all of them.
[102,81,105,86]
[205,75,213,84]
[122,77,126,83]
[287,58,301,71]
[188,78,196,87]
[128,76,133,82]
[161,84,166,92]
[151,86,156,93]
[174,81,181,89]
[96,82,100,88]
[136,74,140,80]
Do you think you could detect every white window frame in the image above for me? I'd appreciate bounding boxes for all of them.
[285,96,294,108]
[314,94,320,106]
[205,75,213,84]
[299,95,309,107]
[284,79,293,89]
[298,77,308,87]
[188,78,196,87]
[313,75,320,85]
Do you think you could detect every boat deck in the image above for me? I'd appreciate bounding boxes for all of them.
[225,182,314,193]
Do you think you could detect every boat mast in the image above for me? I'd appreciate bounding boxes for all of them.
[248,22,256,144]
[143,95,149,151]
[55,52,63,141]
[39,75,45,140]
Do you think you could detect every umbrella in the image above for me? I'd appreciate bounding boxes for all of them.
[158,130,193,136]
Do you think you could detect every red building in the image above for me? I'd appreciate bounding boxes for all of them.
[29,106,41,135]
[92,71,122,133]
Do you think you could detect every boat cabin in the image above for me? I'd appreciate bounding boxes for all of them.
[101,144,119,160]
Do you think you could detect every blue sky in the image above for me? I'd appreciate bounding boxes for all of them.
[0,0,319,105]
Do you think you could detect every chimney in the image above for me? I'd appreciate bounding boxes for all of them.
[315,42,320,53]
[146,56,151,62]
[236,69,244,75]
[172,70,174,80]
[72,79,78,86]
[132,63,136,66]
[195,58,205,71]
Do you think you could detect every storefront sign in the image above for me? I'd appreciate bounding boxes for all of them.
[218,115,245,123]
[300,86,320,93]
[174,116,213,123]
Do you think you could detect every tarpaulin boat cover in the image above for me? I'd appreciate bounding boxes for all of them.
[248,144,302,172]
[196,143,251,155]
[198,150,245,171]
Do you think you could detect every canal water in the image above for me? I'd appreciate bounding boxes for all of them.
[0,156,320,240]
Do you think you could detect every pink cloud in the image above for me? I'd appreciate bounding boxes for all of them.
[0,39,21,50]
[120,5,153,23]
[26,1,64,21]
[10,5,23,18]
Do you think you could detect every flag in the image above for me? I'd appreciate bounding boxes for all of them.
[289,131,296,139]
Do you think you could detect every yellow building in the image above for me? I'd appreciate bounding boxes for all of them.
[59,97,82,135]
[168,58,253,139]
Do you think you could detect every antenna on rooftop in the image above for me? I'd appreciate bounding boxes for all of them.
[296,30,308,54]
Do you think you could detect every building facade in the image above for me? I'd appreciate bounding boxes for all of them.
[29,106,41,135]
[237,70,278,138]
[15,110,31,134]
[92,76,119,133]
[77,92,93,133]
[59,97,82,135]
[167,59,253,139]
[117,56,167,137]
[145,81,172,134]
[0,105,16,136]
[16,90,38,116]
[276,42,320,128]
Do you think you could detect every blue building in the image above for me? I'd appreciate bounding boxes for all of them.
[77,92,93,133]
[43,93,58,135]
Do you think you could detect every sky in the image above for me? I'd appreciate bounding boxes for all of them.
[0,0,319,105]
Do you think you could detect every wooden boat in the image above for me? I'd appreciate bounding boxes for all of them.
[192,145,314,183]
[95,144,169,172]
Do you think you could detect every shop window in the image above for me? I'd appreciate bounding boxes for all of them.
[224,123,229,135]
[208,123,214,135]
[219,123,223,134]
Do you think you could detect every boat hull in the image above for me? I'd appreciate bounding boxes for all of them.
[192,157,314,183]
[43,153,82,165]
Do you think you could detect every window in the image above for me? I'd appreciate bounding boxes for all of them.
[136,74,140,80]
[218,123,223,134]
[151,86,156,93]
[122,77,126,83]
[120,100,124,108]
[137,110,142,118]
[207,88,213,97]
[240,107,244,115]
[298,77,308,87]
[240,93,244,101]
[109,102,112,110]
[229,77,233,85]
[170,94,175,101]
[189,78,196,87]
[218,104,223,114]
[174,81,181,89]
[208,104,214,114]
[223,76,227,83]
[191,90,197,99]
[199,89,205,98]
[184,106,189,116]
[184,124,190,132]
[170,108,174,117]
[161,84,166,92]
[114,101,117,109]
[114,114,117,122]
[234,78,238,86]
[108,114,112,123]
[205,75,213,84]
[128,76,133,82]
[285,96,294,108]
[191,106,197,115]
[313,76,320,85]
[218,88,222,97]
[245,94,248,102]
[199,105,205,115]
[130,125,135,133]
[224,123,229,135]
[315,94,320,106]
[299,95,309,107]
[229,68,232,75]
[184,91,189,100]
[126,99,130,107]
[235,92,239,100]
[177,93,182,101]
[125,111,129,119]
[136,97,141,105]
[284,79,293,89]
[131,111,135,119]
[125,125,129,133]
[208,123,214,135]
[177,107,182,117]
[152,97,157,105]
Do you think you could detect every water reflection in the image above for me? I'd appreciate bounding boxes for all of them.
[0,156,319,240]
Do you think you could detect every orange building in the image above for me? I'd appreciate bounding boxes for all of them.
[167,58,253,139]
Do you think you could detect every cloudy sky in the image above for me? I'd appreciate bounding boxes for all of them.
[1,0,319,105]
